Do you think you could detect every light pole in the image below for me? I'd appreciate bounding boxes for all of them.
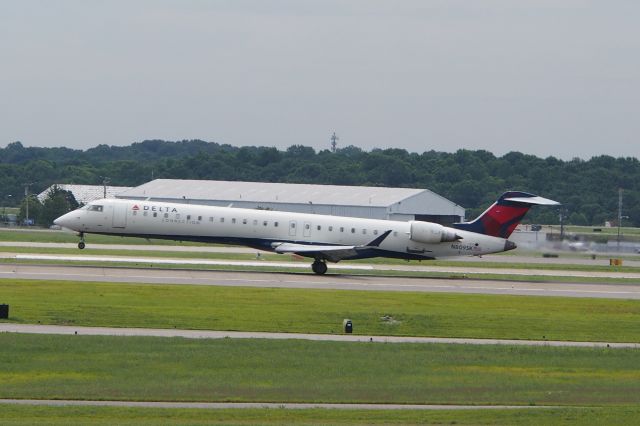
[23,183,32,226]
[100,177,110,199]
[2,194,11,224]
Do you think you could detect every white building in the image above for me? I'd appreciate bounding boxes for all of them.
[117,179,465,224]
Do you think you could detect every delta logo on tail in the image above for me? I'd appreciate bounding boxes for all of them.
[453,191,559,239]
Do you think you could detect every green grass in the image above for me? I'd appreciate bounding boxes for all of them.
[3,279,640,342]
[1,405,640,425]
[1,334,640,406]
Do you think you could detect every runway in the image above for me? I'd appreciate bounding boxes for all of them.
[1,263,640,299]
[4,252,640,279]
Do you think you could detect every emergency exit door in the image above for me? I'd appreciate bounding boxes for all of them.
[112,204,127,228]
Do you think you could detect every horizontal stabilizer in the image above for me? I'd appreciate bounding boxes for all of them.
[503,195,560,206]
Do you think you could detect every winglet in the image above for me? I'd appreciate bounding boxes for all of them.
[364,230,392,247]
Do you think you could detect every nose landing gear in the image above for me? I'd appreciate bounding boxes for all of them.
[78,232,86,250]
[311,260,327,275]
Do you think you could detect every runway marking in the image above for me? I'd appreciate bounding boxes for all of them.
[0,399,557,410]
[1,324,638,348]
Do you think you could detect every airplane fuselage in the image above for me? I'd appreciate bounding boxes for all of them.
[55,198,512,261]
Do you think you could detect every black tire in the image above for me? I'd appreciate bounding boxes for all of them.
[312,261,327,275]
[78,241,85,250]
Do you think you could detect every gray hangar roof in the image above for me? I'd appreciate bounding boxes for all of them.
[123,179,424,206]
[38,184,133,205]
[118,179,465,217]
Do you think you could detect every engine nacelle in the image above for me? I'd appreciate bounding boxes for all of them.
[409,221,461,244]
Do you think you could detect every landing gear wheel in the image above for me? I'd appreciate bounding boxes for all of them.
[78,232,85,250]
[311,260,327,275]
[78,241,85,250]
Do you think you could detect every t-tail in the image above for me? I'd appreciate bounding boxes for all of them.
[453,191,560,239]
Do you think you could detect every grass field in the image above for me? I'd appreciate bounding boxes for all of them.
[3,228,640,424]
[3,279,640,342]
[2,334,640,406]
[0,404,640,426]
[1,404,640,425]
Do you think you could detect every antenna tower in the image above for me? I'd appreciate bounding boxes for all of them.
[330,132,339,153]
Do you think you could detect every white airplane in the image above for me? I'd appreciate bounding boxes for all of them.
[54,191,558,274]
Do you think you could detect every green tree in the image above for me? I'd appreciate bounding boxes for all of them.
[40,185,80,226]
[18,194,43,226]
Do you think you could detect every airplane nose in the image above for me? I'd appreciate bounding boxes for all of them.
[54,212,75,229]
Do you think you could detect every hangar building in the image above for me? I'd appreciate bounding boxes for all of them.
[117,179,465,224]
[37,184,133,205]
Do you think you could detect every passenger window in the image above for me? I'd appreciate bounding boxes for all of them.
[263,221,268,226]
[176,214,180,219]
[340,227,344,232]
[291,223,296,228]
[164,213,169,218]
[317,225,321,231]
[220,217,225,223]
[305,224,310,230]
[243,219,247,225]
[187,215,191,220]
[143,211,148,217]
[351,228,355,233]
[209,217,214,222]
[373,230,378,235]
[153,212,157,218]
[362,229,366,235]
[253,220,258,226]
[393,231,398,237]
[198,216,202,221]
[232,218,236,224]
[133,211,137,216]
[329,226,333,232]
[274,221,278,227]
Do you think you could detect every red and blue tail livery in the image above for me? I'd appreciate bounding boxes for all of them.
[453,191,559,239]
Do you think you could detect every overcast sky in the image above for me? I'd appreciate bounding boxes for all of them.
[1,1,638,159]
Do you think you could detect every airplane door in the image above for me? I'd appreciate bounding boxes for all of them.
[288,220,297,237]
[303,221,311,238]
[112,204,127,228]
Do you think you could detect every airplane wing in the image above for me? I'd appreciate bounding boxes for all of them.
[273,230,392,263]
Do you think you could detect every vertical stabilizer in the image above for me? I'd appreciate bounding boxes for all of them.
[453,191,559,238]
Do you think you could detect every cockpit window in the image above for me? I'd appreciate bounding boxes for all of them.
[88,205,103,212]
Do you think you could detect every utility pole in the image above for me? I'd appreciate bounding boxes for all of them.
[617,188,623,251]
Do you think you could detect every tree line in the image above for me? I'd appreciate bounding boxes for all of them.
[1,140,639,226]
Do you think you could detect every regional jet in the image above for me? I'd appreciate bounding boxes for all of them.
[54,191,558,274]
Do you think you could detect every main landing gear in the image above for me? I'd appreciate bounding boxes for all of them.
[311,260,328,275]
[78,232,85,250]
